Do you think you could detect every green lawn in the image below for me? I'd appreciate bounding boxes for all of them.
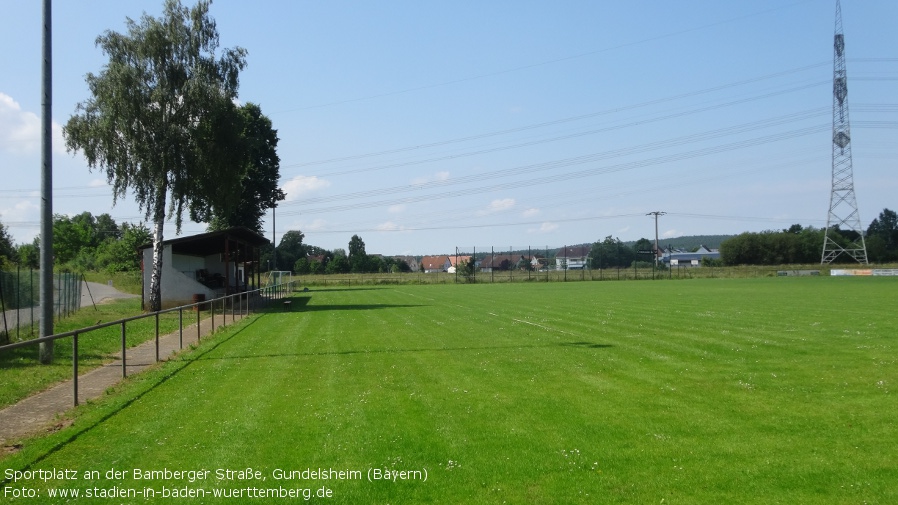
[3,278,896,504]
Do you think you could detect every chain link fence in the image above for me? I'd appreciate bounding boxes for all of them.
[1,268,82,344]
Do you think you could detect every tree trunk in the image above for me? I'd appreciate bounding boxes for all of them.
[148,197,166,312]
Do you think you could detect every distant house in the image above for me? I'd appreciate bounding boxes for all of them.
[662,245,720,267]
[393,255,419,272]
[447,255,472,274]
[528,255,548,271]
[479,254,525,273]
[139,227,269,309]
[555,245,591,270]
[420,255,452,273]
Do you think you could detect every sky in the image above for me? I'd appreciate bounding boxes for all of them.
[1,0,896,256]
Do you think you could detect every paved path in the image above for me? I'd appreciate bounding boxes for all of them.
[0,302,250,446]
[2,281,138,338]
[80,280,141,308]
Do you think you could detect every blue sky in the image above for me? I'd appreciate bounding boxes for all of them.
[1,0,896,256]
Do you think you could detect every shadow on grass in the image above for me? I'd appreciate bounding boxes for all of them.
[254,296,425,314]
[560,341,614,349]
[300,287,386,293]
[196,340,614,361]
[1,316,263,480]
[300,303,425,312]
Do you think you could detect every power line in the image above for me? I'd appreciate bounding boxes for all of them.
[269,0,820,114]
[278,123,831,217]
[281,108,831,210]
[283,62,834,171]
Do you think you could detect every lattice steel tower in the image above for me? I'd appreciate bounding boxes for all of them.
[822,0,868,264]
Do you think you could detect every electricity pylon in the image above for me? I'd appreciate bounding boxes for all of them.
[822,0,868,264]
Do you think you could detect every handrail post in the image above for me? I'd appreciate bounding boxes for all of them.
[155,312,160,362]
[121,321,127,378]
[72,332,79,407]
[178,307,183,350]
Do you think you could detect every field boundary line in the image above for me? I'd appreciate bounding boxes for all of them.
[487,312,578,337]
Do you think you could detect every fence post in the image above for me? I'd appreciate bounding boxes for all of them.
[121,321,127,378]
[17,263,21,341]
[197,303,201,342]
[0,273,7,345]
[16,263,20,340]
[73,331,79,406]
[30,268,35,337]
[179,307,183,349]
[56,272,61,321]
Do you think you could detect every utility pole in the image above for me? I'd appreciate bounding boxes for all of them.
[646,211,666,263]
[39,0,54,364]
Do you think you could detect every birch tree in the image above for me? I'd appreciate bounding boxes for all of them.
[64,0,247,311]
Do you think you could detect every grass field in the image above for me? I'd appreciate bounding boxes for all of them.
[3,277,896,503]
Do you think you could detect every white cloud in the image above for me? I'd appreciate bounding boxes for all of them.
[89,178,108,188]
[478,198,515,216]
[375,221,403,231]
[411,171,451,186]
[281,175,330,201]
[304,219,327,232]
[388,204,406,214]
[522,207,540,218]
[1,199,39,221]
[662,229,681,238]
[1,199,40,243]
[286,218,327,233]
[528,221,558,233]
[0,92,66,155]
[0,93,40,154]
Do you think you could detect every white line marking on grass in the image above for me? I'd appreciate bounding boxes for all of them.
[487,312,578,336]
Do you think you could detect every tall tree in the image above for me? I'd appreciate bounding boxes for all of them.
[275,230,305,271]
[205,103,284,233]
[16,241,39,269]
[96,222,153,272]
[53,213,95,265]
[589,236,632,269]
[64,0,247,311]
[348,234,368,273]
[866,208,898,262]
[0,219,15,265]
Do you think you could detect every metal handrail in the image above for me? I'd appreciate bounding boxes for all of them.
[0,280,296,406]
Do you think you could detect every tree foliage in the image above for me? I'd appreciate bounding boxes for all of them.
[719,227,826,265]
[63,0,247,311]
[348,234,368,273]
[275,230,305,271]
[204,103,284,233]
[0,219,16,266]
[866,208,898,262]
[589,236,635,269]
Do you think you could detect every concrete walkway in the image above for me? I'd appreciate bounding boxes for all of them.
[1,281,139,338]
[0,306,250,446]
